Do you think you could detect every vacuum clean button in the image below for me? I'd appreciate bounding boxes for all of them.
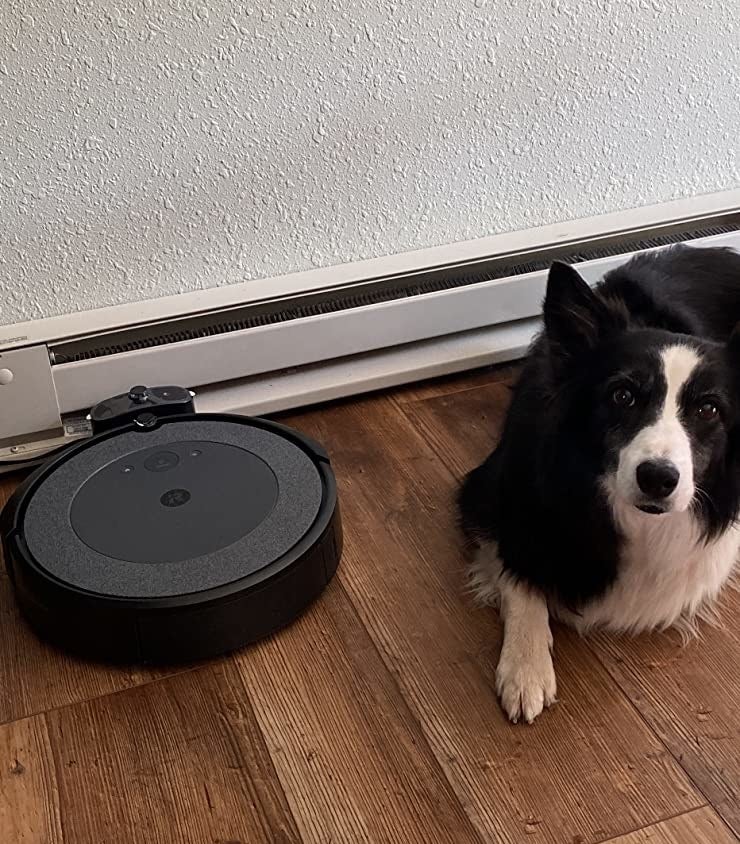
[144,451,180,472]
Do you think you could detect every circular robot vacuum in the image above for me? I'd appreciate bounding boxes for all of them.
[1,386,341,664]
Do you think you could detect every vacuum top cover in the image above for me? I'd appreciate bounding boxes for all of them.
[24,419,322,597]
[1,388,341,663]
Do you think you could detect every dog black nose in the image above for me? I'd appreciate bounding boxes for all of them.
[636,460,680,499]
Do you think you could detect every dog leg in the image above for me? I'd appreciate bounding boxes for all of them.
[495,575,557,724]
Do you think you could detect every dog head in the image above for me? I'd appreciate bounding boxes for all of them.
[543,261,740,525]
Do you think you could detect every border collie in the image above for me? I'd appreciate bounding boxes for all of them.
[459,245,740,723]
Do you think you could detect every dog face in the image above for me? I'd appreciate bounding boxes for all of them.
[596,339,734,515]
[543,262,740,518]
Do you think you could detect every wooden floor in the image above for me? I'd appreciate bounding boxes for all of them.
[1,366,739,844]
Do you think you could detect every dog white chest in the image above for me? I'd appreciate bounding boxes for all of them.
[569,505,740,635]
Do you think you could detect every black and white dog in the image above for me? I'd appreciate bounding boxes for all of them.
[459,245,740,723]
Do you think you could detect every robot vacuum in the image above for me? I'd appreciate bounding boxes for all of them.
[1,386,341,664]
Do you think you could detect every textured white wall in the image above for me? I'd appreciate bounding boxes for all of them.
[1,1,738,326]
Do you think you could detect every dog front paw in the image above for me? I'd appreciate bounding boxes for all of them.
[495,644,557,724]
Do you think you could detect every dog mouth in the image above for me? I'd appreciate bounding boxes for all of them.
[636,503,668,515]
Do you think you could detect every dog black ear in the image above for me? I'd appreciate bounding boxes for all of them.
[543,262,619,356]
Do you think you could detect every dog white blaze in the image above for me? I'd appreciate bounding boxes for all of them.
[615,344,700,511]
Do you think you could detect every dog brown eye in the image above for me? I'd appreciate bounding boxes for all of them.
[612,387,635,407]
[697,401,719,421]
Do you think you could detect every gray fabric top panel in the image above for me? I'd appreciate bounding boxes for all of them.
[24,421,323,598]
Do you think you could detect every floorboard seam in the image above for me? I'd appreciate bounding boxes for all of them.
[590,805,710,844]
[0,663,201,730]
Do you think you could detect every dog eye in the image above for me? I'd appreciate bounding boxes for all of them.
[697,401,719,422]
[612,387,635,407]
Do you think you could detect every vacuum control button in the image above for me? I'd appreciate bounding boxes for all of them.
[144,451,180,472]
[129,386,149,403]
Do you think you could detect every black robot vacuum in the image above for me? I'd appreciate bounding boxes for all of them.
[1,386,341,664]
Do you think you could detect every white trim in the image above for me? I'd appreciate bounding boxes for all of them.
[0,322,534,475]
[49,229,740,416]
[2,189,739,349]
[194,321,535,417]
[52,278,538,413]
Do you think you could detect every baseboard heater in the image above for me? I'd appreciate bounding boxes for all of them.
[2,202,740,472]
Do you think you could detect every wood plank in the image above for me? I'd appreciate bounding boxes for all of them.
[0,714,63,843]
[591,595,740,838]
[234,579,484,844]
[0,475,181,726]
[0,472,23,510]
[602,807,737,843]
[46,663,301,844]
[394,380,512,480]
[283,394,703,844]
[391,363,517,404]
